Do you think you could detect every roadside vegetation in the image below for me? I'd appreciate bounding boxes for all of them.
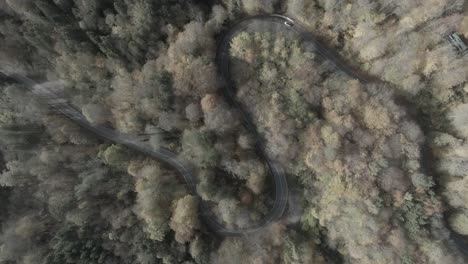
[0,0,466,263]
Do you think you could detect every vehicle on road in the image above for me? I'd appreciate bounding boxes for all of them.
[448,32,468,54]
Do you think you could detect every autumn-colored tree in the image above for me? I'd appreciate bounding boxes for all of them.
[170,195,200,243]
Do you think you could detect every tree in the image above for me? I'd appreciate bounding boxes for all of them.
[398,199,428,240]
[140,70,175,112]
[170,195,200,243]
[410,173,434,191]
[230,32,256,64]
[158,111,186,132]
[43,115,96,145]
[221,158,266,194]
[282,232,326,264]
[196,169,231,202]
[378,167,410,193]
[450,104,468,138]
[211,237,250,264]
[133,164,183,241]
[189,236,211,264]
[444,176,468,214]
[5,0,44,22]
[98,144,130,168]
[46,224,121,264]
[362,103,392,131]
[241,0,276,15]
[217,198,239,227]
[185,103,202,123]
[82,103,110,125]
[0,160,34,187]
[234,132,255,150]
[181,129,219,169]
[205,5,227,33]
[449,212,468,235]
[202,103,240,134]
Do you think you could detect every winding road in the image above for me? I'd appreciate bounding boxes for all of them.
[1,15,468,257]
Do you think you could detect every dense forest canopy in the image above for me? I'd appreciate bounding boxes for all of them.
[0,0,467,263]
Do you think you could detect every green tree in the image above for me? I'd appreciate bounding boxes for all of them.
[182,129,219,169]
[282,231,326,264]
[189,236,211,264]
[46,225,121,264]
[134,164,184,241]
[97,144,130,168]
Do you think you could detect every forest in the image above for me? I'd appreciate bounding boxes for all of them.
[0,0,467,263]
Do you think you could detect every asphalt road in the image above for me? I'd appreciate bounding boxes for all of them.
[2,15,468,256]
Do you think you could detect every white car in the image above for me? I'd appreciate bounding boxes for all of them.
[284,21,294,27]
[449,32,467,54]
